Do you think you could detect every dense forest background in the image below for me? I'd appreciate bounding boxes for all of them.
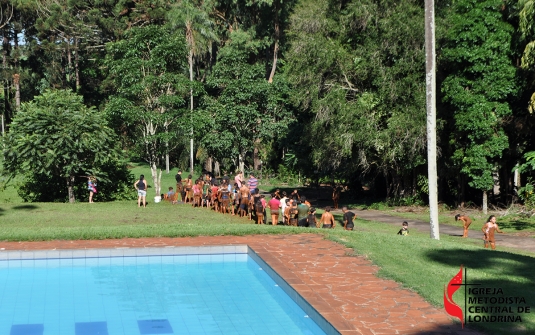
[1,0,535,207]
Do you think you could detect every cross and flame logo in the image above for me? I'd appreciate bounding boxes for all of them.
[444,265,464,328]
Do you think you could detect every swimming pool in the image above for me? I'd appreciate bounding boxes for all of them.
[0,246,334,335]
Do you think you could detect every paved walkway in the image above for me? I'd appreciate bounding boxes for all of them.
[351,209,535,254]
[0,235,482,335]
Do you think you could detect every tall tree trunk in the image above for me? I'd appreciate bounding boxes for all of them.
[13,23,19,110]
[238,152,245,174]
[66,37,73,88]
[165,144,170,173]
[253,138,261,171]
[482,190,488,215]
[205,156,213,173]
[67,175,75,203]
[268,0,280,83]
[3,32,11,124]
[150,162,162,197]
[514,163,520,190]
[425,0,439,239]
[492,168,500,196]
[74,38,81,91]
[214,160,220,177]
[13,73,19,110]
[385,172,390,200]
[189,50,194,176]
[165,123,170,173]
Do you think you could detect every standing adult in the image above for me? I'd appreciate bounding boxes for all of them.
[482,215,505,250]
[320,207,335,228]
[342,207,356,231]
[268,194,281,225]
[175,170,184,202]
[134,174,148,208]
[248,173,258,193]
[234,171,243,188]
[87,176,97,203]
[455,214,472,238]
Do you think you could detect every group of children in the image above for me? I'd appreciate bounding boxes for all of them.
[397,214,505,250]
[455,214,505,250]
[164,170,358,229]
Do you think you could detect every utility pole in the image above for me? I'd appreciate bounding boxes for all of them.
[425,0,440,239]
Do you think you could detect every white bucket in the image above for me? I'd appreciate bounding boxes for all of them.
[154,196,162,203]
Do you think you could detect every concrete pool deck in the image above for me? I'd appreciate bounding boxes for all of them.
[0,234,483,335]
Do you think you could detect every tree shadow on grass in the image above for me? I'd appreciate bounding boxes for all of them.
[12,204,39,211]
[498,220,534,231]
[427,248,534,286]
[0,207,4,216]
[426,249,535,335]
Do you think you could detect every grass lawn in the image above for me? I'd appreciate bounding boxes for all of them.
[0,166,534,334]
[355,205,535,236]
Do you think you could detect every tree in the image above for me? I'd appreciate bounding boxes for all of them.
[200,30,292,172]
[104,25,189,197]
[441,0,517,213]
[285,0,428,196]
[2,89,121,203]
[168,0,219,175]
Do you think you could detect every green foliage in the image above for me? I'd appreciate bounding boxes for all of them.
[417,174,429,195]
[518,180,535,210]
[441,0,516,192]
[284,0,427,192]
[199,30,293,167]
[104,25,190,193]
[17,159,135,202]
[517,151,535,173]
[2,89,124,202]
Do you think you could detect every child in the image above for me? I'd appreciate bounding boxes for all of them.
[455,214,472,238]
[87,176,97,203]
[307,207,317,228]
[320,206,335,228]
[260,194,267,224]
[166,187,175,200]
[482,215,504,250]
[397,221,409,236]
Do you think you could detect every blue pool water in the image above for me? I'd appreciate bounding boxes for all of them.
[0,251,327,335]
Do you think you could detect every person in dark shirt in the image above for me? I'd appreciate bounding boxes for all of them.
[175,170,184,202]
[307,207,317,228]
[397,221,409,236]
[222,171,230,185]
[342,207,356,231]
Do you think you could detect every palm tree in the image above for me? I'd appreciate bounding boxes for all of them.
[168,1,219,175]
